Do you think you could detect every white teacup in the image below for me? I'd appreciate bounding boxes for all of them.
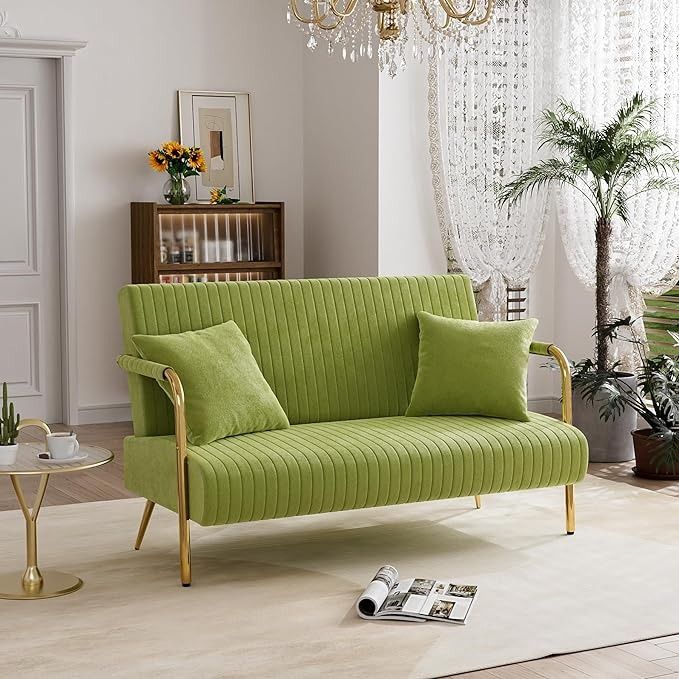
[46,432,79,460]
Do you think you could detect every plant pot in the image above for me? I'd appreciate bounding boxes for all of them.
[572,374,637,462]
[631,429,679,480]
[0,443,18,465]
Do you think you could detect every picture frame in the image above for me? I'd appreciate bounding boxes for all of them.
[178,90,255,203]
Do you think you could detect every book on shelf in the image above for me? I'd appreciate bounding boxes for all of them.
[356,565,478,624]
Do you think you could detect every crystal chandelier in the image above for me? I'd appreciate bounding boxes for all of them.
[288,0,495,77]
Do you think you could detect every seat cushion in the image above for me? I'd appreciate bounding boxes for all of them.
[124,413,588,526]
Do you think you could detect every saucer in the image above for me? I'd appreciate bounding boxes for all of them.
[37,453,89,464]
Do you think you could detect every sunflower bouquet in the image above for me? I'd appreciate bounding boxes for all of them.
[209,186,240,205]
[148,141,207,205]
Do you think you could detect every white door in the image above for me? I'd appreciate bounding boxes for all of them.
[0,57,62,424]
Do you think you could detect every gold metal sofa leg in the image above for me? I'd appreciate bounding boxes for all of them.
[166,368,192,587]
[179,516,191,587]
[565,484,575,535]
[547,345,577,536]
[134,500,156,550]
[474,495,481,509]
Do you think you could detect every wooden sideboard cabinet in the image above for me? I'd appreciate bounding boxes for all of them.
[130,202,285,284]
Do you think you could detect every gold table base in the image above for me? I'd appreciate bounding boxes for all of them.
[0,570,82,600]
[2,420,92,600]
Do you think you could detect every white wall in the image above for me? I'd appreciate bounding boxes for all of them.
[303,50,379,277]
[378,61,446,276]
[3,1,304,421]
[527,210,559,405]
[553,232,596,362]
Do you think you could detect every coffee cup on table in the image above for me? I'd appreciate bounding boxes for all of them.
[46,432,79,460]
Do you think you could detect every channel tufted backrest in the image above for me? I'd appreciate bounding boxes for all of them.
[118,275,477,436]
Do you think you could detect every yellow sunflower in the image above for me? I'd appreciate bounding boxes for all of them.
[162,140,184,159]
[188,148,207,172]
[209,187,222,204]
[148,150,168,172]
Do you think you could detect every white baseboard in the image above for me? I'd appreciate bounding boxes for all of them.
[528,397,560,414]
[77,402,131,425]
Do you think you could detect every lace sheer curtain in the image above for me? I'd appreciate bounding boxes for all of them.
[556,0,679,336]
[428,0,552,320]
[429,0,679,330]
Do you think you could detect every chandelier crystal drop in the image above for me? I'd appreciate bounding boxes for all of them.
[288,0,495,77]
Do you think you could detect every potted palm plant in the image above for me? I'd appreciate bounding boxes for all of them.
[499,93,679,461]
[0,382,20,465]
[575,319,679,479]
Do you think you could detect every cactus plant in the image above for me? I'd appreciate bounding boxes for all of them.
[0,382,20,446]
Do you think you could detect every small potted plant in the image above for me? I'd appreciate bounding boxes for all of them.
[575,319,679,479]
[148,141,207,205]
[0,382,20,465]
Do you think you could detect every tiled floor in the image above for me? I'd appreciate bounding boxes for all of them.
[3,422,678,678]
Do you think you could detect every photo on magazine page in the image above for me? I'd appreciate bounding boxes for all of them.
[429,599,456,619]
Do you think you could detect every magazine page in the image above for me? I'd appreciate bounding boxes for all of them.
[422,583,478,624]
[375,579,478,624]
[356,565,399,619]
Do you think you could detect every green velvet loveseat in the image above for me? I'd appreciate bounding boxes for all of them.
[117,275,588,586]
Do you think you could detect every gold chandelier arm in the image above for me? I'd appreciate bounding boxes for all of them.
[290,0,317,24]
[290,0,347,30]
[290,0,331,24]
[328,0,359,18]
[438,0,477,20]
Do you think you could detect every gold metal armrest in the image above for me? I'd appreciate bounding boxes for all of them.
[530,342,575,534]
[164,368,191,586]
[546,345,572,426]
[529,342,572,425]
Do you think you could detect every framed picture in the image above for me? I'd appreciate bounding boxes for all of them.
[178,90,255,203]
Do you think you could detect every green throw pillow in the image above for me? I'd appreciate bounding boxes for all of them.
[406,312,538,422]
[132,321,289,445]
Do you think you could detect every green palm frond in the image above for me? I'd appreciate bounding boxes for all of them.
[555,98,596,129]
[538,105,599,156]
[628,177,679,200]
[634,152,679,176]
[602,93,656,142]
[610,188,630,222]
[502,92,679,221]
[497,158,589,207]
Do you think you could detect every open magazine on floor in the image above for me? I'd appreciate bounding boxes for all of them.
[356,565,477,624]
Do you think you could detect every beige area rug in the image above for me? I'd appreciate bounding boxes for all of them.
[1,476,679,679]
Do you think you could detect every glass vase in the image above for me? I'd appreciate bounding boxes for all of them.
[163,175,191,205]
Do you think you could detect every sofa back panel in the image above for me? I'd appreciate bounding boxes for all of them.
[119,275,477,435]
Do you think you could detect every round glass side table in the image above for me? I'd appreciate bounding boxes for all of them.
[0,420,113,599]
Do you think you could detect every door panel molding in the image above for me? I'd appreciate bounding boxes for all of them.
[0,85,37,275]
[0,302,40,396]
[0,38,87,424]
